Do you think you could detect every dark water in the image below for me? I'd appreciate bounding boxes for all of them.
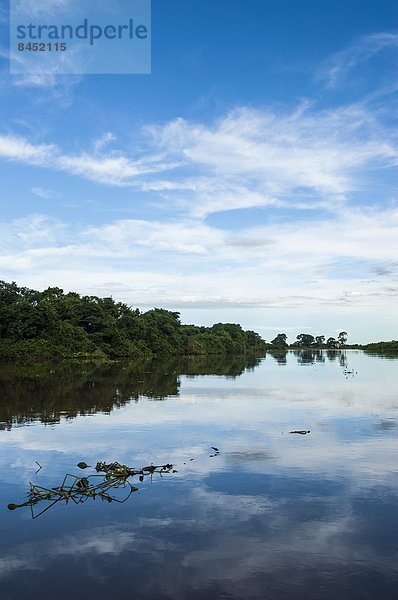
[0,351,397,600]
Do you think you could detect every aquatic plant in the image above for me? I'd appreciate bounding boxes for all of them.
[7,460,175,519]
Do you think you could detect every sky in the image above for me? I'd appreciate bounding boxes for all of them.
[0,0,397,343]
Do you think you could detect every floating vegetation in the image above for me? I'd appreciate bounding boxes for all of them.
[343,368,357,379]
[289,430,310,435]
[7,460,174,519]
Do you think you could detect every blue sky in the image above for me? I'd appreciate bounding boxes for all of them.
[0,0,397,343]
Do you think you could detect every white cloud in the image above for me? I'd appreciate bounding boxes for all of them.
[84,218,223,255]
[31,186,60,199]
[320,32,398,88]
[0,205,397,342]
[93,131,117,152]
[0,98,397,214]
[0,135,56,164]
[0,214,67,250]
[0,133,179,186]
[146,104,397,205]
[12,0,78,19]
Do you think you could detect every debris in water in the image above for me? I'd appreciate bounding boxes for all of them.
[7,460,175,519]
[289,430,310,435]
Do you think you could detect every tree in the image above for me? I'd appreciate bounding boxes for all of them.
[315,335,325,346]
[271,333,288,347]
[338,331,348,346]
[326,337,338,348]
[296,333,315,347]
[245,330,267,354]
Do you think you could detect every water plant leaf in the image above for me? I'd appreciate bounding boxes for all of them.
[77,462,89,469]
[76,477,89,490]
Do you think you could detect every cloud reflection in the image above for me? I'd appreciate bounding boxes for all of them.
[0,352,397,598]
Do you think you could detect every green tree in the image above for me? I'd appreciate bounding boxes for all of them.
[326,337,338,348]
[338,331,348,346]
[296,333,315,347]
[271,333,288,347]
[315,335,325,346]
[245,330,267,354]
[142,308,182,355]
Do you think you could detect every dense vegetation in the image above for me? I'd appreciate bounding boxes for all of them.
[362,340,398,354]
[0,281,266,360]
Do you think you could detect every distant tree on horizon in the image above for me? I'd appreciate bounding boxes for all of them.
[296,333,315,347]
[271,333,288,347]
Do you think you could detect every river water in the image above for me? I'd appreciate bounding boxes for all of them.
[0,350,397,599]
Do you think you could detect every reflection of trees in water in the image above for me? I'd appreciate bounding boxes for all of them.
[0,355,262,429]
[267,350,287,365]
[182,354,261,376]
[270,349,327,365]
[268,349,358,380]
[292,349,326,365]
[268,348,350,367]
[339,352,348,368]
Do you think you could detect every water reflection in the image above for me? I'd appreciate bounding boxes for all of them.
[0,350,394,429]
[268,349,288,364]
[0,355,262,429]
[0,351,397,600]
[268,348,354,365]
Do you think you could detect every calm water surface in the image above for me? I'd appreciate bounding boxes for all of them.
[0,351,397,599]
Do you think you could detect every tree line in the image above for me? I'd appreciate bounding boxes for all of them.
[362,340,398,354]
[270,331,349,348]
[0,280,267,360]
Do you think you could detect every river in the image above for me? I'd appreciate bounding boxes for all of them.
[0,350,397,599]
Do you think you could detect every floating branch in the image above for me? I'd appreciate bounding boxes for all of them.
[7,460,174,519]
